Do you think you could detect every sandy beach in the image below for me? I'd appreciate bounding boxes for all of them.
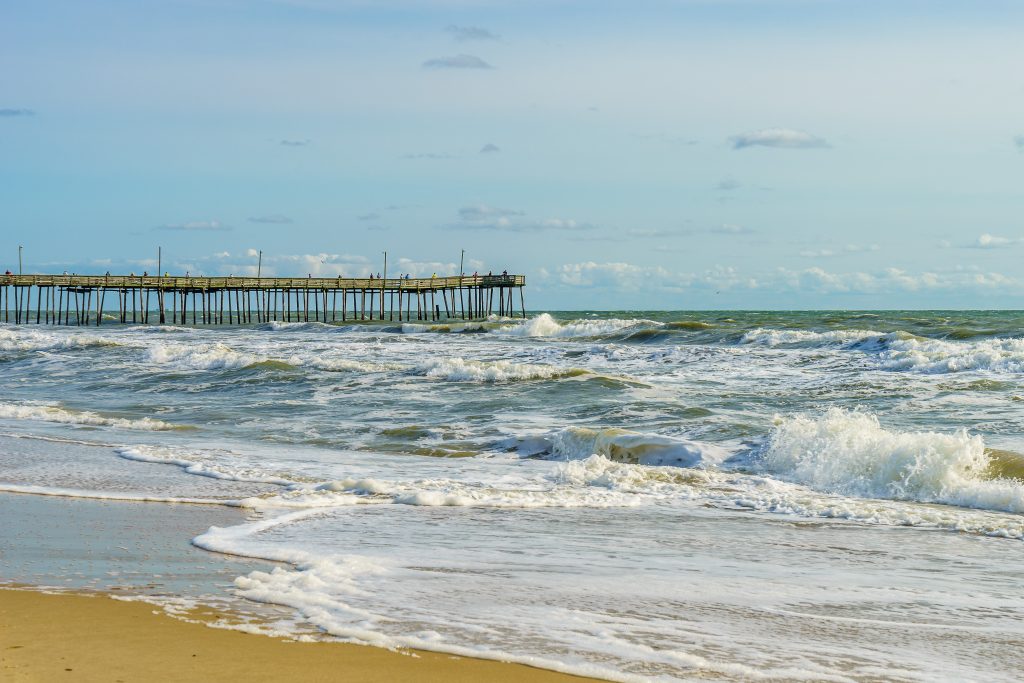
[0,491,598,682]
[0,588,599,682]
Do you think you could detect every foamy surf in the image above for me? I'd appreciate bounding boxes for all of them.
[877,336,1024,374]
[0,327,119,353]
[760,408,1024,514]
[492,313,657,339]
[412,357,590,383]
[0,402,186,431]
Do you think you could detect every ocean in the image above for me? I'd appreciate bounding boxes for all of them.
[2,310,1024,682]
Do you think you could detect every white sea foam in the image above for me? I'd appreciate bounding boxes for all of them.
[400,322,488,334]
[115,446,296,487]
[548,426,733,467]
[741,327,885,347]
[145,341,395,374]
[876,336,1024,374]
[146,343,267,370]
[412,357,585,382]
[308,357,401,373]
[0,402,184,431]
[492,313,653,339]
[760,408,1024,514]
[0,482,240,506]
[0,327,118,353]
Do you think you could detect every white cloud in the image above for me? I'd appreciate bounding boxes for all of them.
[969,233,1022,249]
[550,262,1023,298]
[422,54,493,69]
[394,257,459,277]
[730,128,829,150]
[844,243,880,253]
[452,205,590,232]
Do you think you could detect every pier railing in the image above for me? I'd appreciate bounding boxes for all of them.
[0,273,526,325]
[1,274,525,291]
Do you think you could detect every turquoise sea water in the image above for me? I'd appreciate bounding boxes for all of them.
[2,310,1024,681]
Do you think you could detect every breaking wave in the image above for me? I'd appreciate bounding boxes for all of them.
[741,328,887,347]
[0,402,187,431]
[876,336,1024,374]
[492,313,656,339]
[760,408,1024,513]
[0,327,119,353]
[512,426,733,468]
[412,357,589,383]
[146,343,393,374]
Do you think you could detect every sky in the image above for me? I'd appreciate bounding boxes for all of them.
[2,0,1024,309]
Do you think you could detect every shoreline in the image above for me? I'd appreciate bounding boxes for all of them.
[0,487,604,682]
[0,587,601,682]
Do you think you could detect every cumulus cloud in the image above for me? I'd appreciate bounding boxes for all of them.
[248,214,293,224]
[269,252,371,277]
[0,108,34,117]
[968,233,1022,249]
[549,262,1022,298]
[157,220,231,232]
[395,257,460,277]
[446,25,499,42]
[280,139,310,147]
[730,128,829,150]
[480,143,500,154]
[423,54,493,69]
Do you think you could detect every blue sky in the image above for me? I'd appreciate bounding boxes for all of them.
[2,0,1024,309]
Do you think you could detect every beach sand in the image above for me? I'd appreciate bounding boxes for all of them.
[0,491,599,682]
[0,588,600,682]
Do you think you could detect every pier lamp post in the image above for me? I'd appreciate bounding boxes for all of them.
[383,251,387,281]
[18,245,23,275]
[257,250,263,278]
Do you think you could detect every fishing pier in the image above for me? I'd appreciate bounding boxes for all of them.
[0,274,526,326]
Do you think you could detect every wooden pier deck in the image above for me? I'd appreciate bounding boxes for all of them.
[0,274,526,325]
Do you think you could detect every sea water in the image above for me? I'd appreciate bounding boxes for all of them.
[2,311,1024,681]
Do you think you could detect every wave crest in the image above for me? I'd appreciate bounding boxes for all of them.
[877,336,1024,374]
[413,357,587,382]
[492,313,655,339]
[761,408,1024,513]
[0,402,186,431]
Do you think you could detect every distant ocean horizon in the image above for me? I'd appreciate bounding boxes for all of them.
[3,309,1024,681]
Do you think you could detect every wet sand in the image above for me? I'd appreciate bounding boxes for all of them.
[0,589,600,682]
[0,491,600,681]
